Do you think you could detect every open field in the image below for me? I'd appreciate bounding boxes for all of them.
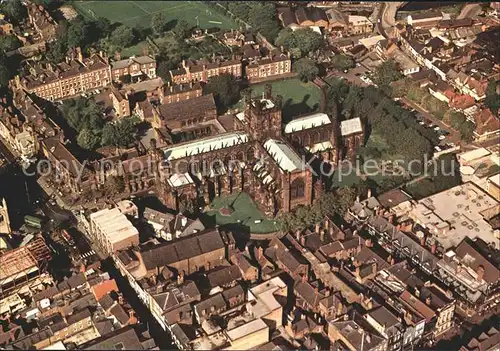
[72,1,239,29]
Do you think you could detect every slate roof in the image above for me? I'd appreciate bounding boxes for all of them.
[81,326,144,350]
[140,229,224,270]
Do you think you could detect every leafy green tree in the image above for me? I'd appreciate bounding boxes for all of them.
[1,1,27,23]
[372,59,404,86]
[294,58,319,83]
[459,120,475,142]
[110,25,136,49]
[0,36,22,53]
[77,128,101,150]
[0,61,10,86]
[275,28,296,50]
[331,54,355,71]
[485,79,500,116]
[94,17,112,38]
[173,20,191,40]
[205,73,240,111]
[67,19,90,48]
[101,118,137,148]
[61,97,104,133]
[151,13,167,36]
[275,28,323,57]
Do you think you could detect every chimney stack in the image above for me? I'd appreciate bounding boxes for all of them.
[431,242,437,254]
[315,223,320,234]
[367,188,372,198]
[320,230,325,242]
[476,265,485,282]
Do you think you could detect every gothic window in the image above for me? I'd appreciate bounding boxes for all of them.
[236,151,245,161]
[313,132,320,143]
[304,134,311,146]
[246,147,255,162]
[290,178,305,199]
[320,129,328,140]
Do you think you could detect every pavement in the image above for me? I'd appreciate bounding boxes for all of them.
[400,97,461,145]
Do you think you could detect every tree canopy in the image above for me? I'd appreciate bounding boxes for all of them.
[110,25,136,49]
[173,20,191,40]
[485,79,500,116]
[0,36,22,53]
[204,73,241,112]
[372,59,404,86]
[275,28,324,58]
[224,1,280,41]
[0,1,27,24]
[101,118,137,148]
[294,58,319,83]
[331,54,355,71]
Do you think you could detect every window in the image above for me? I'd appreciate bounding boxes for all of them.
[290,178,305,199]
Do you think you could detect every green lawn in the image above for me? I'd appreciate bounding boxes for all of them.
[206,192,279,234]
[236,78,322,120]
[72,1,239,29]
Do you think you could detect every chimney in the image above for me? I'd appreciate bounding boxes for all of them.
[301,314,306,320]
[296,230,301,241]
[356,195,360,203]
[367,188,372,198]
[300,236,306,246]
[177,271,184,285]
[425,296,432,306]
[315,223,320,234]
[320,230,325,242]
[301,274,307,283]
[76,47,83,62]
[114,51,121,61]
[365,238,372,247]
[257,246,263,260]
[324,218,329,230]
[420,234,426,247]
[431,242,437,254]
[118,295,124,305]
[388,214,395,224]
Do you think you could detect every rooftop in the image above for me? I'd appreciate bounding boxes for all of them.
[283,112,331,134]
[409,182,499,249]
[89,208,138,246]
[163,132,249,161]
[263,139,306,173]
[226,318,268,341]
[340,118,363,136]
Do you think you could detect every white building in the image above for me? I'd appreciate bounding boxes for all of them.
[89,208,139,254]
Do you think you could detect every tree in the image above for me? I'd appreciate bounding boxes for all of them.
[275,27,324,58]
[77,128,101,150]
[0,36,22,53]
[110,25,136,49]
[459,120,475,142]
[66,19,90,48]
[1,1,27,23]
[94,17,112,38]
[372,59,404,86]
[104,175,125,195]
[101,118,137,148]
[484,79,500,116]
[61,97,105,133]
[173,20,191,40]
[331,54,355,71]
[294,58,319,83]
[151,13,167,36]
[205,74,240,111]
[0,61,10,86]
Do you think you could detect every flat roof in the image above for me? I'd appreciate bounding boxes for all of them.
[168,173,194,188]
[459,148,491,163]
[284,112,331,134]
[359,35,385,49]
[90,208,138,245]
[340,118,363,136]
[226,318,268,341]
[488,173,500,188]
[164,132,249,161]
[409,182,499,249]
[263,139,305,172]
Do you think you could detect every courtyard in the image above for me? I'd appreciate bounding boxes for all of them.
[72,1,239,30]
[237,78,322,120]
[206,192,279,234]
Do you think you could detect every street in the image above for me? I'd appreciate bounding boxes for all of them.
[0,139,72,229]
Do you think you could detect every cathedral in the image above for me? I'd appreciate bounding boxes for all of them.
[157,86,364,216]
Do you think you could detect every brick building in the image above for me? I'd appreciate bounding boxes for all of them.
[110,55,156,83]
[13,49,111,101]
[246,51,292,83]
[169,58,242,84]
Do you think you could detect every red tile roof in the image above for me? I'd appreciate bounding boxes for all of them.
[92,279,119,301]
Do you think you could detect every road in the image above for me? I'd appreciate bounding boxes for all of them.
[377,2,404,37]
[0,138,72,228]
[457,3,483,20]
